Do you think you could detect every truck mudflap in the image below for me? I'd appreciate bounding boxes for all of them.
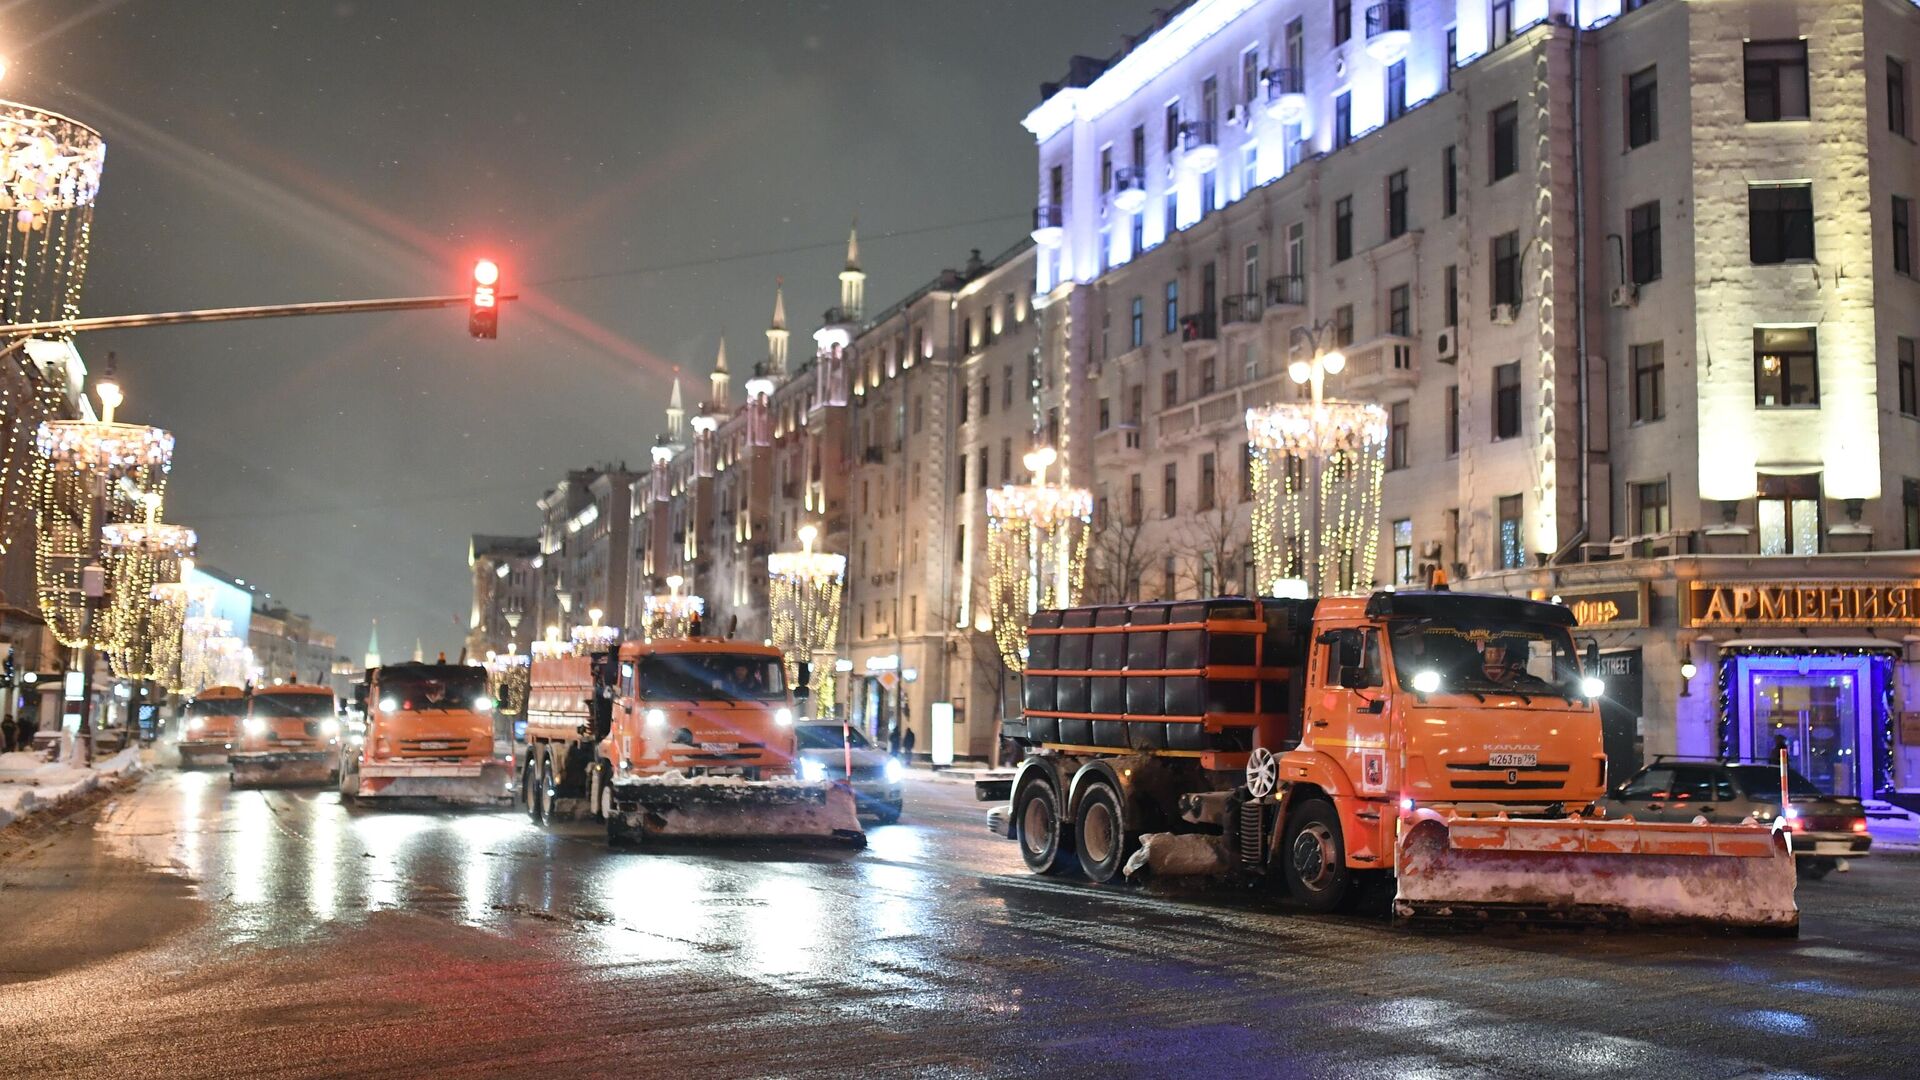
[350,759,515,805]
[231,750,334,788]
[608,777,865,847]
[1393,812,1799,934]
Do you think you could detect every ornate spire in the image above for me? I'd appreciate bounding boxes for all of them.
[766,278,790,378]
[845,220,861,271]
[666,371,685,442]
[709,338,731,409]
[838,218,866,321]
[772,277,787,330]
[363,619,380,670]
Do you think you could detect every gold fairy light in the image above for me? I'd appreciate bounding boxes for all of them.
[570,606,620,650]
[767,524,845,708]
[1246,400,1387,596]
[985,446,1090,671]
[642,574,707,643]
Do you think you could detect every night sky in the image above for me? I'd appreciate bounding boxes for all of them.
[5,1,1162,659]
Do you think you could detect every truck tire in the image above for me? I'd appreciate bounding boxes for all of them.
[1798,858,1836,881]
[534,752,558,828]
[1013,774,1075,876]
[1074,780,1135,884]
[1282,798,1354,913]
[586,759,607,822]
[337,755,357,800]
[521,753,541,822]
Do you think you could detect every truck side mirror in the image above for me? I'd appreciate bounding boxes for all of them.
[1584,639,1600,672]
[794,661,812,701]
[1337,631,1364,672]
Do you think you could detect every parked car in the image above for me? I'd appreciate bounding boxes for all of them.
[1602,757,1871,878]
[794,722,903,824]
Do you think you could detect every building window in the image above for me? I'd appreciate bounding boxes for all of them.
[1896,196,1914,276]
[1386,169,1408,239]
[1130,211,1145,256]
[1745,40,1810,122]
[1241,442,1255,502]
[1490,103,1518,181]
[1633,479,1670,536]
[1128,473,1143,524]
[1165,190,1179,237]
[1165,100,1180,153]
[1098,398,1111,431]
[1199,452,1217,509]
[1334,91,1352,149]
[1901,337,1918,417]
[1386,60,1407,122]
[1200,357,1216,396]
[978,448,989,493]
[1388,284,1411,338]
[1243,242,1260,299]
[1004,364,1014,409]
[1631,342,1665,423]
[1754,326,1819,408]
[1491,231,1521,308]
[1892,58,1910,137]
[1000,438,1012,483]
[1388,401,1409,471]
[1334,195,1353,261]
[1498,495,1525,569]
[1629,201,1661,284]
[1493,362,1521,439]
[1442,145,1457,217]
[1906,479,1920,549]
[1490,1,1514,47]
[1163,461,1178,518]
[1242,47,1260,108]
[1749,183,1814,264]
[1758,473,1820,556]
[1393,518,1413,584]
[1334,304,1355,348]
[1164,280,1179,335]
[1445,27,1456,89]
[1130,296,1144,347]
[1162,369,1179,408]
[957,456,967,493]
[1443,264,1458,327]
[1242,145,1258,196]
[980,375,991,417]
[958,380,970,424]
[1627,66,1658,148]
[1444,385,1460,457]
[1128,384,1144,425]
[1333,0,1351,45]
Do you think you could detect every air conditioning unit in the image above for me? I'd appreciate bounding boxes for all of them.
[1489,303,1517,326]
[1610,284,1639,308]
[1227,104,1249,128]
[1435,326,1459,363]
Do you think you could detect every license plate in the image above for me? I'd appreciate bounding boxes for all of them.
[1489,752,1537,768]
[699,742,739,752]
[416,741,451,750]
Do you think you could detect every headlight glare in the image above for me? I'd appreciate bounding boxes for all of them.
[774,707,793,727]
[644,707,667,728]
[884,758,905,784]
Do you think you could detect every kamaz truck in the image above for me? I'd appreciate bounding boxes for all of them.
[988,591,1797,931]
[338,661,513,805]
[231,683,340,787]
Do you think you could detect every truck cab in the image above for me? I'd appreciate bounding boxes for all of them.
[178,685,247,767]
[338,661,510,804]
[231,683,341,787]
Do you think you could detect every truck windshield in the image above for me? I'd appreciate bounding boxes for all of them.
[380,667,488,710]
[186,698,243,717]
[1387,620,1582,700]
[638,653,787,702]
[1728,764,1825,800]
[795,724,870,751]
[253,693,335,719]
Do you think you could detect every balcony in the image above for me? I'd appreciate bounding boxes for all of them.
[1263,67,1307,124]
[1093,423,1144,462]
[1180,119,1219,173]
[1178,311,1217,345]
[1263,274,1306,311]
[1110,166,1147,213]
[1339,334,1419,394]
[1031,204,1064,247]
[1221,293,1262,325]
[1365,1,1411,63]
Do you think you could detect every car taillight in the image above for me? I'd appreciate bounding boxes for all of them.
[1851,819,1869,834]
[1787,818,1806,833]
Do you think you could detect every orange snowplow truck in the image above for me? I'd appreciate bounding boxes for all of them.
[178,685,246,767]
[338,661,512,805]
[231,683,340,788]
[524,638,863,846]
[991,591,1797,932]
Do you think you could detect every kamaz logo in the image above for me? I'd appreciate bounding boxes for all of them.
[1506,769,1519,785]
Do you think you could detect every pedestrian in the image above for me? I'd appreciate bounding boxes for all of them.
[1,713,15,753]
[888,724,901,756]
[902,724,916,761]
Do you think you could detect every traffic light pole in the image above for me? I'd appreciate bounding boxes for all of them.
[0,291,518,339]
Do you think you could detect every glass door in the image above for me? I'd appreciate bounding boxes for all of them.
[1748,668,1858,795]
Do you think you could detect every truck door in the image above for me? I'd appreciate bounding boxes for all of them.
[1309,627,1391,797]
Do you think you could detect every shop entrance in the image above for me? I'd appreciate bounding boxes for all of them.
[1593,650,1643,785]
[1733,654,1872,796]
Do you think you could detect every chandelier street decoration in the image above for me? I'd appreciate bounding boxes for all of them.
[642,574,706,642]
[530,624,571,661]
[571,606,620,651]
[483,646,531,718]
[180,615,251,695]
[145,579,193,692]
[768,524,845,708]
[99,494,196,681]
[1246,339,1386,597]
[985,446,1091,671]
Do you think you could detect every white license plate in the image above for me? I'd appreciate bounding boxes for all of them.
[700,742,739,752]
[416,741,451,750]
[1489,752,1537,768]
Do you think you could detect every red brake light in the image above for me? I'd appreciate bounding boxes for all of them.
[1851,819,1869,834]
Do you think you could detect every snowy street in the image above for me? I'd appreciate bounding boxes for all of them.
[3,767,1918,1078]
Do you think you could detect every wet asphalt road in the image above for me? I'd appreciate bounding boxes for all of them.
[2,765,1918,1079]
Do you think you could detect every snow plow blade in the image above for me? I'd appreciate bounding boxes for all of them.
[350,760,514,805]
[609,778,866,847]
[231,752,333,788]
[177,745,230,768]
[1394,813,1798,934]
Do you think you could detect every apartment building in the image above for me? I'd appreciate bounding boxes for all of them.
[465,533,540,661]
[1023,0,1920,799]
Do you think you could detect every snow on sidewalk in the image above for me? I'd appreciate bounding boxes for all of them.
[0,746,144,829]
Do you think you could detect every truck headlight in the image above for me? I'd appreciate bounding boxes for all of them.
[320,718,340,737]
[644,708,667,728]
[798,757,826,782]
[1411,670,1441,694]
[884,758,904,784]
[186,717,204,733]
[379,697,399,713]
[1581,676,1605,699]
[774,707,793,727]
[243,716,265,736]
[473,695,494,713]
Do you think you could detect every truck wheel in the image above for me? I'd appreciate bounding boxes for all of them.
[1282,798,1353,913]
[534,753,558,828]
[1013,774,1075,876]
[1797,858,1836,881]
[586,760,607,822]
[522,754,540,821]
[1075,781,1135,884]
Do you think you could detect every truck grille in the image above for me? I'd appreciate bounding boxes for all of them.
[1236,802,1265,867]
[1444,762,1570,792]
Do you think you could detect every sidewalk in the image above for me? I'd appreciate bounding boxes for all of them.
[0,746,145,829]
[1866,801,1920,852]
[911,763,1015,785]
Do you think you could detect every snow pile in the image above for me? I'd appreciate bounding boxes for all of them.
[624,770,831,790]
[1123,832,1230,880]
[0,746,143,829]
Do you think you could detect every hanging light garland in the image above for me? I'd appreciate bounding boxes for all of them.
[642,574,706,643]
[1246,400,1387,596]
[145,579,192,691]
[767,523,845,707]
[985,446,1090,671]
[570,606,620,651]
[483,646,531,717]
[99,494,196,680]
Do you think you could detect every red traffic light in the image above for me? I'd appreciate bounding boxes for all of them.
[469,258,499,339]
